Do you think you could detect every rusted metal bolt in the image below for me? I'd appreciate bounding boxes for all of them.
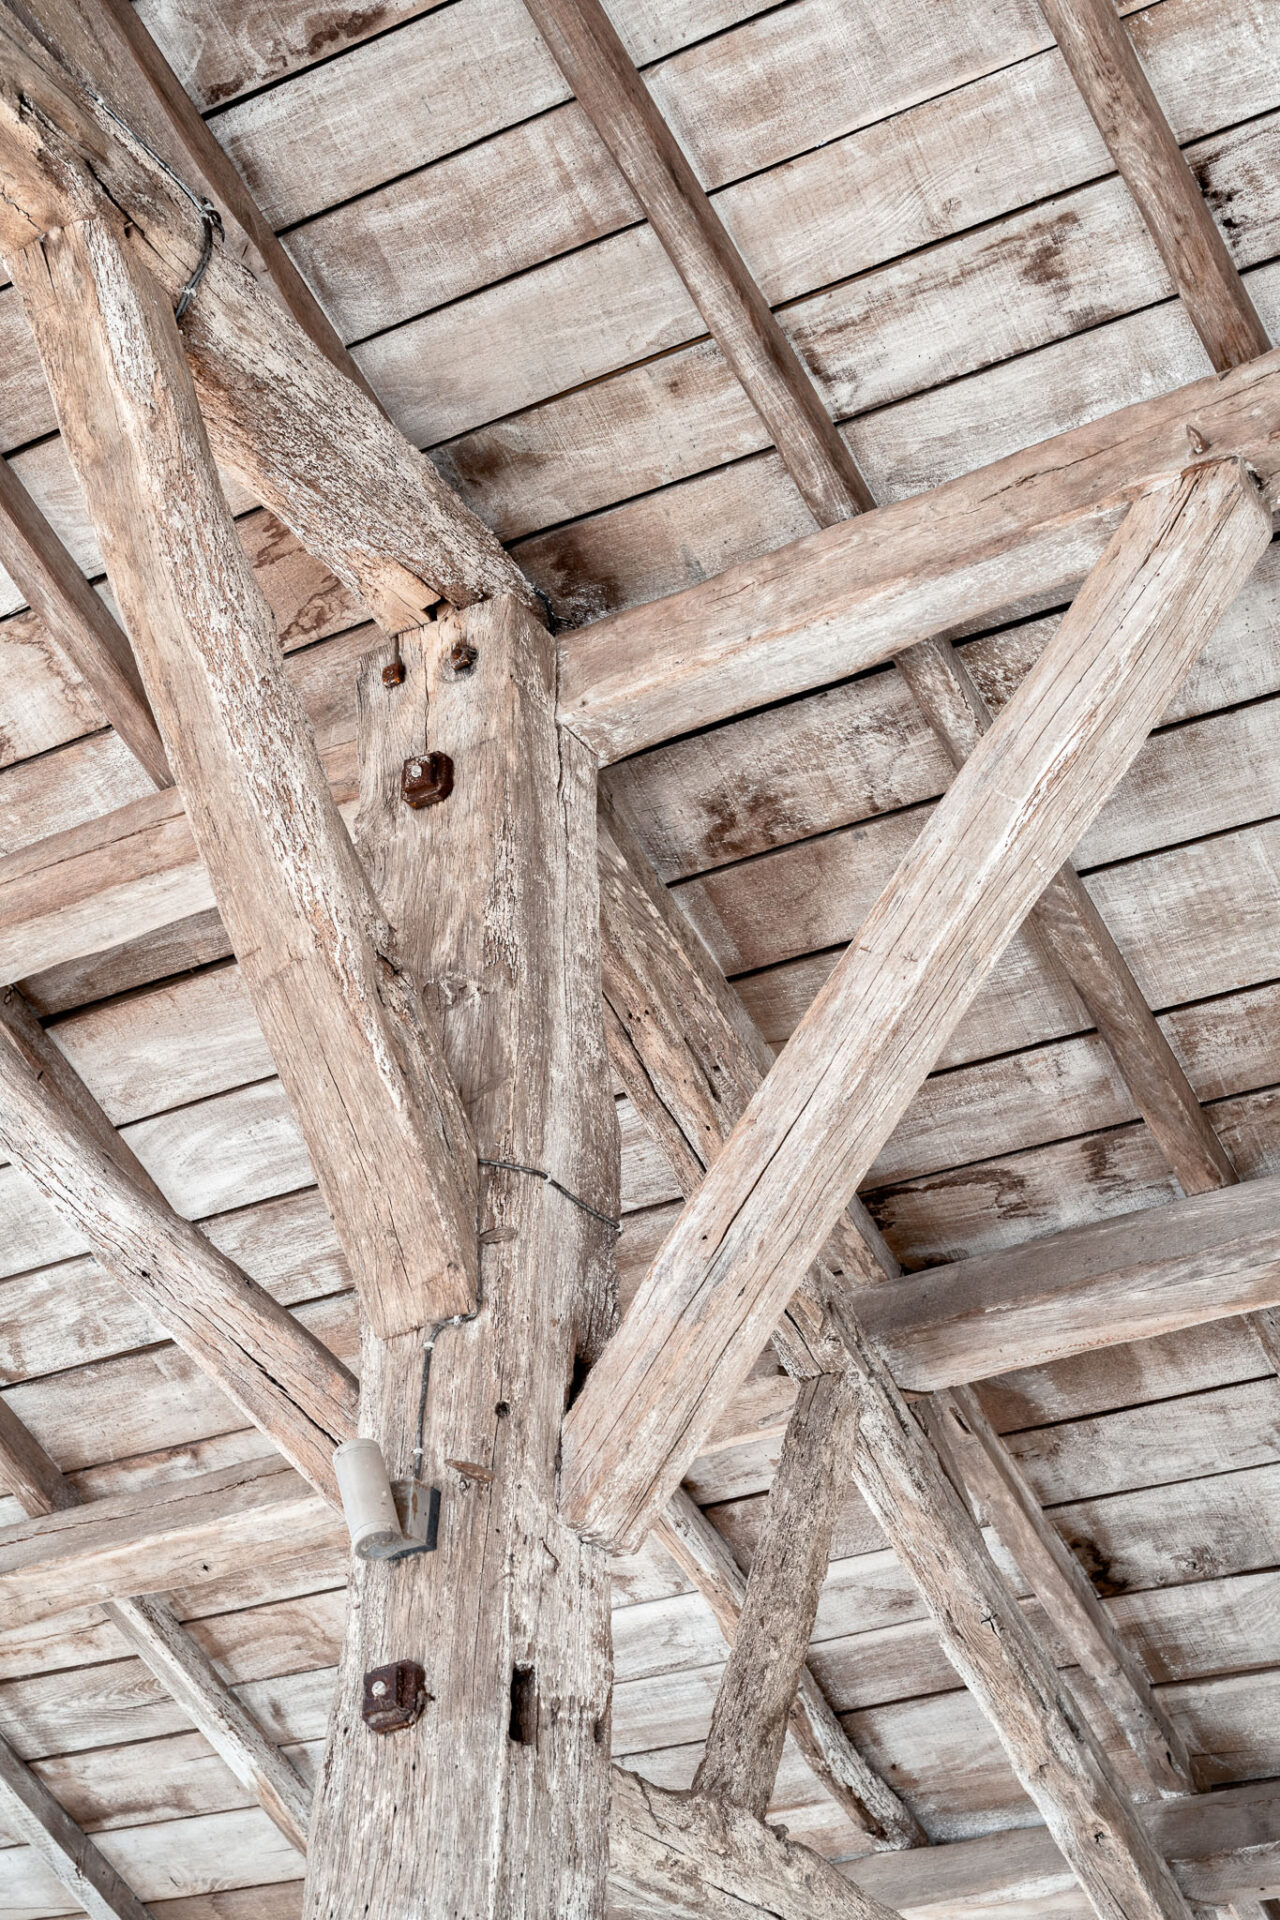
[382,658,406,686]
[401,752,454,808]
[443,640,478,679]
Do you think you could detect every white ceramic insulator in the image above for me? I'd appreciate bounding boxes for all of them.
[333,1437,405,1558]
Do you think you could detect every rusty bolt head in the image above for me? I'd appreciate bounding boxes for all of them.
[401,752,454,808]
[448,641,478,676]
[382,658,406,687]
[363,1661,428,1734]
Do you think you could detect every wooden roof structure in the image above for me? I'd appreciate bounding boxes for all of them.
[1,0,1280,1913]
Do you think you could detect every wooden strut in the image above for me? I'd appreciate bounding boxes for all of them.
[0,1728,153,1920]
[0,985,357,1504]
[593,807,1209,1920]
[7,211,480,1341]
[525,18,1266,1880]
[0,1398,311,1856]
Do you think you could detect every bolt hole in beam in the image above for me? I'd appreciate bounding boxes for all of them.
[509,1666,538,1746]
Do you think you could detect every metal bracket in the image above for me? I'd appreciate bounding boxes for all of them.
[362,1480,441,1562]
[363,1660,429,1734]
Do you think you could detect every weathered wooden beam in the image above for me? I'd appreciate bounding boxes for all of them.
[0,1404,311,1853]
[608,1769,901,1920]
[924,1384,1192,1796]
[18,0,376,399]
[9,212,479,1338]
[107,1592,311,1854]
[304,605,617,1919]
[564,458,1270,1552]
[693,1372,865,1817]
[595,799,1204,1915]
[0,455,170,787]
[655,1487,921,1849]
[830,1301,1197,1920]
[0,987,356,1501]
[0,2,527,631]
[519,0,868,530]
[0,1457,336,1628]
[841,1780,1280,1913]
[559,349,1280,763]
[1036,0,1269,374]
[0,1731,153,1920]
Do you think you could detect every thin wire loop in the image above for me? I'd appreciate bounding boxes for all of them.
[80,85,224,320]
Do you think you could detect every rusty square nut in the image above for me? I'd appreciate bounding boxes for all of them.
[401,752,454,808]
[363,1660,428,1734]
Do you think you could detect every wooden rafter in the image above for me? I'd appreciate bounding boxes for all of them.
[922,1385,1192,1796]
[0,1401,311,1853]
[692,1371,865,1818]
[8,212,479,1337]
[518,0,870,531]
[18,0,376,400]
[564,457,1271,1552]
[0,987,356,1499]
[0,1731,152,1920]
[1036,0,1269,373]
[0,456,170,787]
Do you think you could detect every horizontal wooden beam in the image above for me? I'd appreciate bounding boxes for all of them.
[559,350,1280,763]
[856,1168,1280,1390]
[0,1457,338,1628]
[563,459,1271,1552]
[839,1779,1280,1914]
[0,2,528,631]
[0,1398,311,1854]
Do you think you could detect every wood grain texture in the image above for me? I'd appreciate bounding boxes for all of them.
[305,602,617,1919]
[609,1768,901,1919]
[0,1731,152,1920]
[694,1373,863,1816]
[1036,0,1268,373]
[825,1304,1196,1920]
[20,0,377,400]
[653,1487,919,1847]
[0,5,527,630]
[926,1384,1192,1796]
[104,1592,310,1854]
[850,1170,1280,1390]
[0,1380,314,1856]
[0,455,169,787]
[0,1458,335,1629]
[0,981,355,1504]
[558,345,1280,762]
[597,711,1203,1904]
[9,213,479,1337]
[519,0,869,530]
[564,459,1271,1551]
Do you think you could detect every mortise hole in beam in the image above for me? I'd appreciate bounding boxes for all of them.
[509,1664,537,1746]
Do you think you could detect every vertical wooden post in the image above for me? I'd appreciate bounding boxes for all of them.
[305,601,618,1918]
